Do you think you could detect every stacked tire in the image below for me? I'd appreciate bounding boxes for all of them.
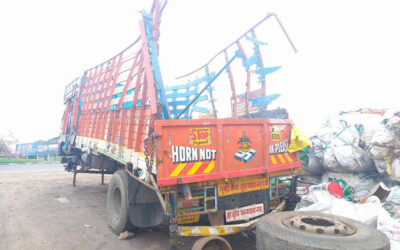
[256,211,390,250]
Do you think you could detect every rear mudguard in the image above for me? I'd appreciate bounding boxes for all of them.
[126,173,166,228]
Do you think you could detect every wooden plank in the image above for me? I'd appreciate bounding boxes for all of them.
[128,57,144,149]
[224,50,237,117]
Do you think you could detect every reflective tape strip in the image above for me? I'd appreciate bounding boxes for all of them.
[199,227,210,236]
[277,154,286,164]
[284,153,293,163]
[179,227,196,236]
[170,163,187,177]
[202,161,215,174]
[270,155,278,164]
[177,219,258,236]
[216,226,226,235]
[187,162,203,175]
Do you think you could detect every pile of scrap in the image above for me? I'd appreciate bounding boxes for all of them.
[296,109,400,248]
[303,109,400,180]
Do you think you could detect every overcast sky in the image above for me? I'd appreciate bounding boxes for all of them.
[0,0,399,143]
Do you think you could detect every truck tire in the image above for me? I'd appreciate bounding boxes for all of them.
[107,170,134,234]
[192,236,232,250]
[256,211,390,250]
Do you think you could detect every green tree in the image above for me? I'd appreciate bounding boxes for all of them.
[0,132,18,157]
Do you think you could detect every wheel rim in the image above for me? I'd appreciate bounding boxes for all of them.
[282,215,356,236]
[112,186,122,219]
[192,236,232,250]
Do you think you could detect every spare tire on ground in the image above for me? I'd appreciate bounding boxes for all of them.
[256,211,389,250]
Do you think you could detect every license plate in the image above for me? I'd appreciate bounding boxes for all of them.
[225,203,264,222]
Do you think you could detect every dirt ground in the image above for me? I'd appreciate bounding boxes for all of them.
[0,163,256,250]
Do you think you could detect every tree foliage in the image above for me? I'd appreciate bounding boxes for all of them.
[0,132,18,157]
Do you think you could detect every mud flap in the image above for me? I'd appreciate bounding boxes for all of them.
[127,175,165,228]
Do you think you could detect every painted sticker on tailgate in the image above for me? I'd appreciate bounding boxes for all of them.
[225,203,264,222]
[178,211,200,224]
[269,125,294,165]
[190,128,211,146]
[234,134,256,163]
[218,175,268,197]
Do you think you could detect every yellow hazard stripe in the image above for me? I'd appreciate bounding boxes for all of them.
[284,153,293,163]
[179,226,195,236]
[178,220,257,236]
[199,227,210,236]
[277,154,286,164]
[216,226,227,235]
[202,161,215,174]
[170,163,187,177]
[187,162,203,175]
[270,155,278,164]
[179,226,236,236]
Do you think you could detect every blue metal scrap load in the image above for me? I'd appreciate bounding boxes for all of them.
[164,13,297,120]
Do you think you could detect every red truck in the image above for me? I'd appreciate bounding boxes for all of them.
[60,1,301,248]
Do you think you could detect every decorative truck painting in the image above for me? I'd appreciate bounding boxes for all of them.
[59,0,302,248]
[235,134,257,163]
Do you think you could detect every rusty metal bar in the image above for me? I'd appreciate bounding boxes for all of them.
[176,13,296,79]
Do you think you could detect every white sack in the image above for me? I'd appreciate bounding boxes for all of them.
[370,125,397,146]
[297,190,382,226]
[374,159,387,174]
[377,208,400,250]
[386,186,400,205]
[332,145,375,172]
[391,158,400,181]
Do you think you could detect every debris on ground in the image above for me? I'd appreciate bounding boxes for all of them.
[296,109,400,248]
[56,197,70,203]
[118,231,135,240]
[296,189,382,226]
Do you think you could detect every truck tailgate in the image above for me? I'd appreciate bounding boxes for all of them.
[155,118,301,186]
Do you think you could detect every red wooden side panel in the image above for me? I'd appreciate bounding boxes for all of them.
[61,101,71,135]
[72,16,158,157]
[155,119,301,186]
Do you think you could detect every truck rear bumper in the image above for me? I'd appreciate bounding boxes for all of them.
[177,200,285,236]
[177,219,258,236]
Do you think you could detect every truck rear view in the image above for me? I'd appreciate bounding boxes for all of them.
[59,0,301,248]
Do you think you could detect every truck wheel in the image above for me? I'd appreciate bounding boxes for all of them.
[107,170,134,234]
[192,236,232,250]
[256,211,390,250]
